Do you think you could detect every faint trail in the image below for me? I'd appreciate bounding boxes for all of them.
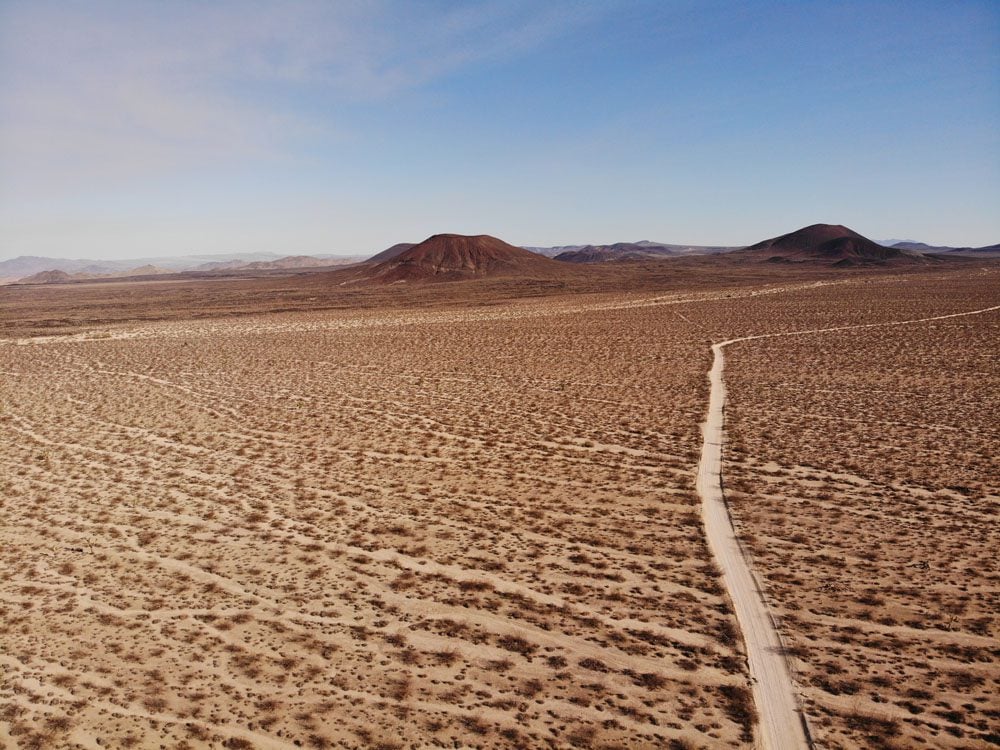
[697,303,1000,750]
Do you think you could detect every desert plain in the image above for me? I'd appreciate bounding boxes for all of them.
[1,261,998,749]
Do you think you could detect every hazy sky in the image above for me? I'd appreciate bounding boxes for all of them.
[1,0,998,260]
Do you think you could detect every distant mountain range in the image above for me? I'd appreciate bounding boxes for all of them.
[191,255,358,272]
[17,265,172,284]
[354,224,952,280]
[2,252,364,284]
[521,245,586,257]
[368,240,737,265]
[527,227,966,266]
[554,244,672,263]
[883,241,1000,257]
[2,251,287,279]
[526,240,736,262]
[552,241,736,263]
[8,226,996,284]
[547,225,978,267]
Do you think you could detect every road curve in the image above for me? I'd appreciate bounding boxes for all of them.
[697,302,1000,749]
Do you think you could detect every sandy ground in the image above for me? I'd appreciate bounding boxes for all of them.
[714,272,1000,749]
[2,290,752,749]
[699,301,1000,750]
[2,265,997,749]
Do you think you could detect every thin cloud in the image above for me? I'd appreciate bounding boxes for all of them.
[0,1,600,196]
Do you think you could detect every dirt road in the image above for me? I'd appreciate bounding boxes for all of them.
[697,302,1000,749]
[698,340,810,750]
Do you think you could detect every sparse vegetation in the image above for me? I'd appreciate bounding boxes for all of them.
[2,265,995,747]
[721,273,1000,748]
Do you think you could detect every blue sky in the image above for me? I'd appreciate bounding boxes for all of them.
[1,0,998,260]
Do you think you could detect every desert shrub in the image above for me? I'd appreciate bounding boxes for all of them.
[516,678,544,697]
[566,725,597,747]
[487,658,514,672]
[457,579,492,592]
[578,657,609,672]
[632,672,667,690]
[388,677,411,702]
[844,710,901,748]
[460,714,490,735]
[44,716,73,732]
[715,619,739,647]
[719,684,757,741]
[432,648,460,666]
[499,727,529,748]
[496,634,536,656]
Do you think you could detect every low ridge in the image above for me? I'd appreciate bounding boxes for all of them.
[240,255,337,271]
[17,269,75,284]
[366,234,561,282]
[17,265,173,284]
[892,241,1000,256]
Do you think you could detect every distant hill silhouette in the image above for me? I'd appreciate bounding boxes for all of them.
[193,255,355,272]
[0,252,303,280]
[366,243,417,264]
[889,241,945,253]
[127,264,167,276]
[366,234,561,282]
[238,255,340,270]
[16,265,176,284]
[538,240,735,261]
[521,244,586,257]
[742,224,933,266]
[554,242,677,263]
[17,269,75,284]
[890,241,1000,257]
